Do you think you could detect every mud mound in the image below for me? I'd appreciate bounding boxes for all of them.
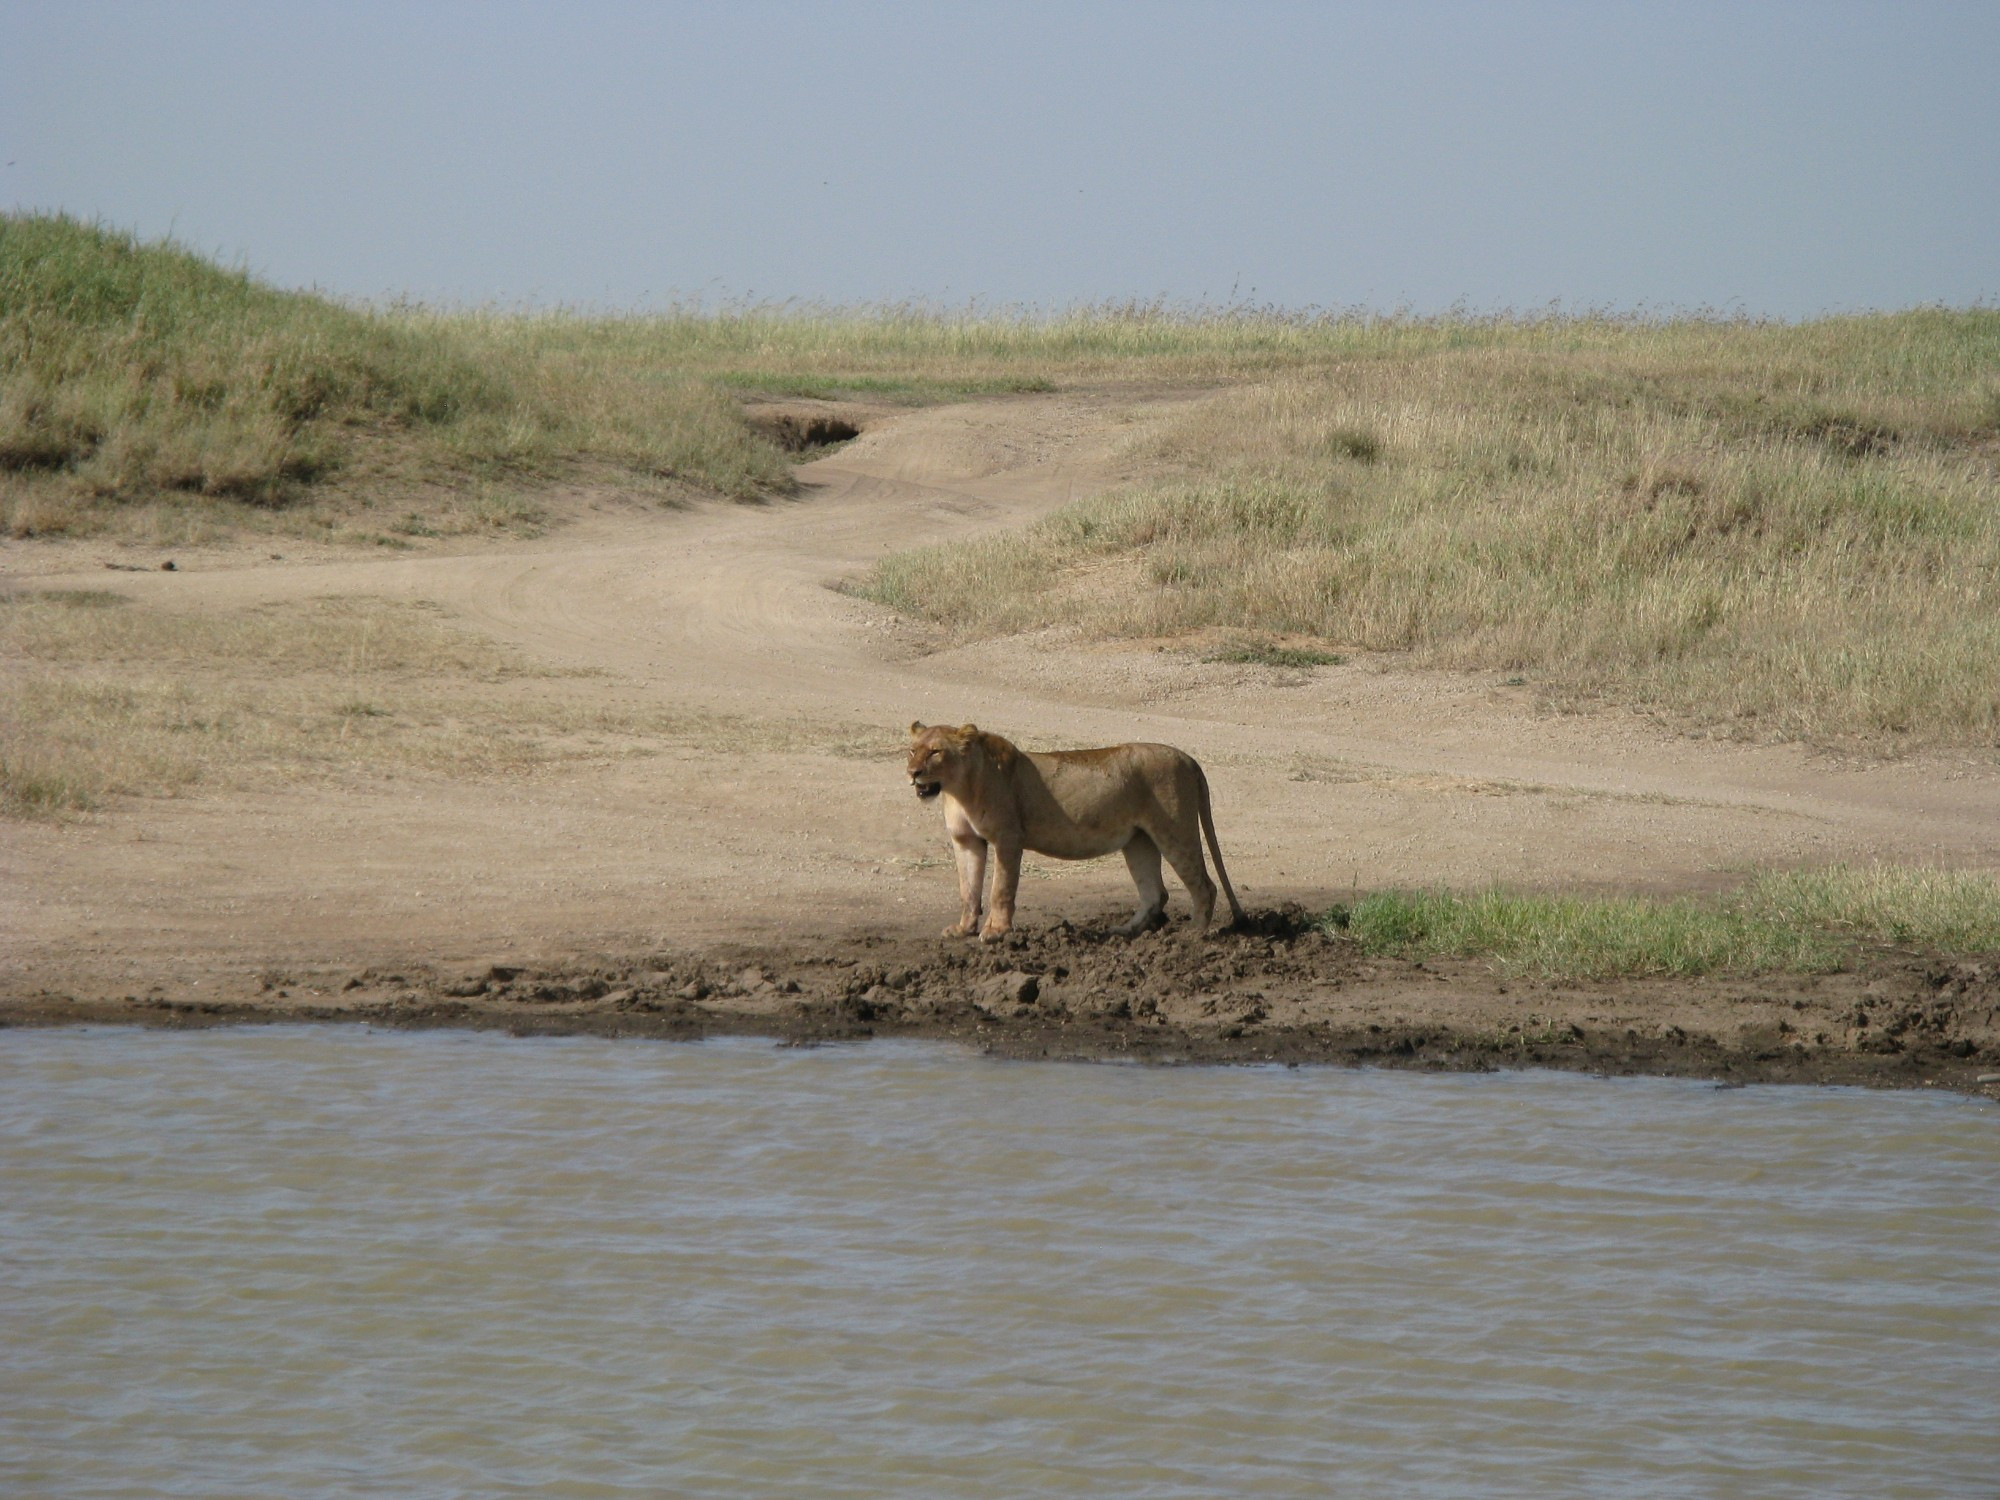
[15,913,1998,1097]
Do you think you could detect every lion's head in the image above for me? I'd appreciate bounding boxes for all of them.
[906,721,1017,800]
[906,721,972,800]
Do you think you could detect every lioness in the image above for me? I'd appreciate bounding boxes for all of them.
[906,721,1245,941]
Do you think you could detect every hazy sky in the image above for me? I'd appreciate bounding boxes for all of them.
[5,1,1996,315]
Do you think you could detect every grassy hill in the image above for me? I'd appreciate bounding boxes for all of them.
[0,214,790,535]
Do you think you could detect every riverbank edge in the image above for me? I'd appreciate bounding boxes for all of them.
[7,923,1997,1098]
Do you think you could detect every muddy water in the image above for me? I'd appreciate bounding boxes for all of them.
[3,1031,1996,1498]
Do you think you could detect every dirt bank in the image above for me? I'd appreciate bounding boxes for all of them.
[8,908,1998,1097]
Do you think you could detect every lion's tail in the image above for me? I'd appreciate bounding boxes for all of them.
[1195,760,1246,929]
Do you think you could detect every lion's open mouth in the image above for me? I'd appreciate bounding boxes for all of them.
[913,780,941,800]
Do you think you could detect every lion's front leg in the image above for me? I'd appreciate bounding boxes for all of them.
[946,831,987,938]
[979,842,1023,942]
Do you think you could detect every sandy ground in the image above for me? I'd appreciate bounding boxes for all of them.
[6,389,1999,1090]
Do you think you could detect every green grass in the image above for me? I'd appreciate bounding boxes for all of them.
[1325,866,2000,978]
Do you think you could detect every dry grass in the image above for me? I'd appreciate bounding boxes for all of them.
[3,587,521,673]
[0,587,902,817]
[1,589,538,813]
[864,315,2000,747]
[14,214,2000,746]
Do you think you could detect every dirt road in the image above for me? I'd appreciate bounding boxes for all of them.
[7,389,2000,1087]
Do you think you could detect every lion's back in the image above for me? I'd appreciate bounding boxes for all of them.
[1016,742,1201,844]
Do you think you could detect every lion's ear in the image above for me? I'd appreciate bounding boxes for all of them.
[958,722,979,738]
[909,720,927,736]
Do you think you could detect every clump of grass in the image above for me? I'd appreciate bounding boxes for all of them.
[1323,865,2000,977]
[1735,865,2000,953]
[1207,637,1346,669]
[862,312,2000,746]
[1326,426,1382,463]
[13,587,130,609]
[0,747,98,816]
[440,486,546,536]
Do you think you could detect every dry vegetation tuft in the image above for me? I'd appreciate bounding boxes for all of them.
[864,315,2000,746]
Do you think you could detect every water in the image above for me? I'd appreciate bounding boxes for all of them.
[3,1029,1996,1499]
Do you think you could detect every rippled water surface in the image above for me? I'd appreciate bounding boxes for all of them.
[3,1029,1997,1498]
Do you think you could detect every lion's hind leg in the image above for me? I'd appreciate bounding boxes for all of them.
[1155,829,1219,935]
[1118,831,1171,936]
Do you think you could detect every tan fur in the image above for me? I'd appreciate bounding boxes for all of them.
[906,721,1245,942]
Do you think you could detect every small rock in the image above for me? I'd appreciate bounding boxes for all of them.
[736,966,772,993]
[970,971,1040,1018]
[1977,1073,2000,1084]
[160,559,177,571]
[995,971,1040,1005]
[443,976,489,998]
[679,981,710,1002]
